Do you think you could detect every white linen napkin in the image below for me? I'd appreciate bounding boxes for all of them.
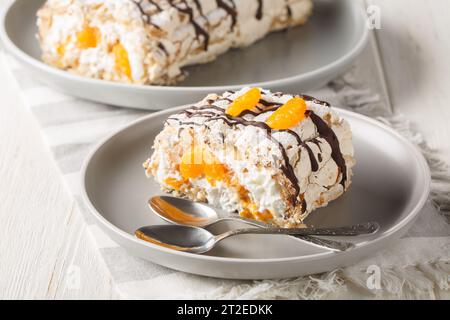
[3,52,449,300]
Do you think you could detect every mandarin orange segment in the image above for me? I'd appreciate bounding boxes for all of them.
[204,163,228,181]
[240,209,253,219]
[226,88,261,117]
[266,97,307,130]
[180,145,229,183]
[240,203,273,222]
[56,37,70,57]
[57,44,65,56]
[180,146,204,180]
[113,43,131,79]
[164,178,186,190]
[255,210,274,222]
[76,26,101,49]
[237,185,251,203]
[202,148,228,181]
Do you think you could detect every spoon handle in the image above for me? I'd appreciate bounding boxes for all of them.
[215,222,379,243]
[216,217,357,251]
[295,236,355,251]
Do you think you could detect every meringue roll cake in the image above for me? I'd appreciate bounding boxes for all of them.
[37,0,313,85]
[144,89,355,227]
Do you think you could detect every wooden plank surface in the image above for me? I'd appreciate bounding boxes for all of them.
[0,56,118,299]
[369,0,450,160]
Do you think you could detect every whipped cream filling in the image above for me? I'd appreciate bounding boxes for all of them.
[188,171,285,217]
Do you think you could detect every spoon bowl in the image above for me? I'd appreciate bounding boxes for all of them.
[149,196,218,227]
[136,225,216,254]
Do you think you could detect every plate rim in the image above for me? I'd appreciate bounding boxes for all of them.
[80,105,431,263]
[0,0,369,92]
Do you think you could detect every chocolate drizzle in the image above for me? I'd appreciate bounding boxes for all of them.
[166,94,346,209]
[299,95,331,107]
[148,0,162,11]
[300,196,307,214]
[192,0,204,16]
[157,42,168,55]
[133,1,210,49]
[133,0,162,29]
[134,0,304,54]
[239,109,261,117]
[272,92,331,107]
[256,0,263,20]
[307,111,347,187]
[216,0,237,30]
[259,99,282,107]
[303,144,318,172]
[286,4,292,19]
[168,0,210,50]
[133,0,151,22]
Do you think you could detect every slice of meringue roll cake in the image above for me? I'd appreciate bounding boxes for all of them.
[144,88,355,228]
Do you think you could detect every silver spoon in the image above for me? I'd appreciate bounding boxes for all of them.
[149,196,358,251]
[135,222,379,254]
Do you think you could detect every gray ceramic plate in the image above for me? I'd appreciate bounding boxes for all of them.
[81,106,430,280]
[1,0,369,110]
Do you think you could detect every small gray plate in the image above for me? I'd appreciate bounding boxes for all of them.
[1,0,368,110]
[81,107,430,280]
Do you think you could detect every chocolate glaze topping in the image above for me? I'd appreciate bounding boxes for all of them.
[216,0,237,30]
[259,99,282,107]
[165,93,346,209]
[148,0,162,11]
[300,196,307,214]
[157,42,168,55]
[133,1,151,21]
[239,109,261,117]
[133,1,210,50]
[192,0,204,16]
[134,0,240,51]
[286,4,292,19]
[256,0,263,20]
[307,111,347,187]
[168,0,210,50]
[303,144,318,172]
[133,0,304,53]
[300,94,331,107]
[133,0,162,29]
[273,92,331,107]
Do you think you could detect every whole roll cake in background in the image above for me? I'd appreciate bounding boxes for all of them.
[37,0,313,85]
[144,88,355,227]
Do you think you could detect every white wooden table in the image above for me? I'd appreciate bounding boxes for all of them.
[0,0,449,299]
